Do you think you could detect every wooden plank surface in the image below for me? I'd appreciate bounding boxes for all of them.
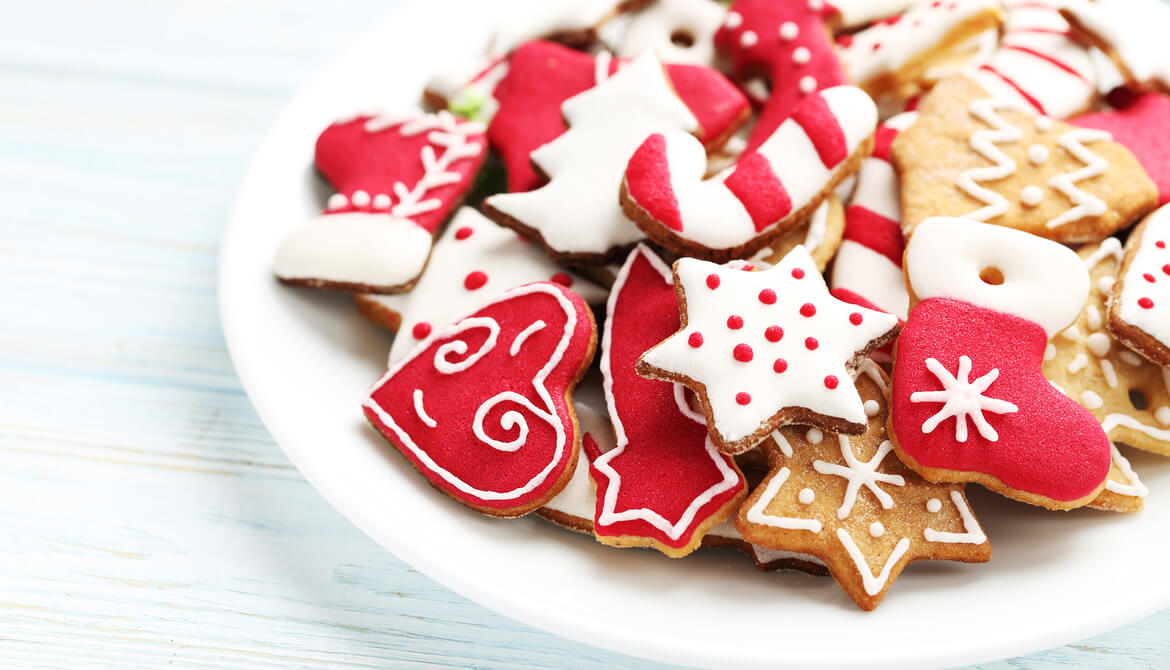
[1,1,1167,667]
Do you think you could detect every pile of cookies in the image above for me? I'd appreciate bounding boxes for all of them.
[270,0,1170,610]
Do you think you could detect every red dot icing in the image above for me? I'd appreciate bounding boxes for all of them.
[464,271,488,291]
[707,274,721,289]
[1140,297,1155,309]
[773,358,788,373]
[733,344,754,362]
[805,337,819,350]
[412,322,432,340]
[1158,241,1166,249]
[850,312,863,325]
[758,289,777,304]
[550,272,573,287]
[689,332,704,348]
[824,375,839,389]
[791,268,806,279]
[454,226,473,240]
[800,303,817,317]
[1144,273,1157,283]
[736,392,752,405]
[765,325,784,342]
[727,315,744,330]
[1163,264,1170,276]
[739,263,756,272]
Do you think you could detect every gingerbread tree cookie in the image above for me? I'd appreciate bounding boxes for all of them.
[736,363,991,611]
[892,75,1157,243]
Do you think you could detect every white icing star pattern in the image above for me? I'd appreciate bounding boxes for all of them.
[813,437,906,520]
[911,356,1019,442]
[640,247,899,446]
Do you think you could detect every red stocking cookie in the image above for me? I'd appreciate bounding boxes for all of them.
[622,86,877,262]
[890,217,1112,510]
[1108,204,1170,366]
[637,247,901,454]
[1073,92,1170,207]
[273,111,487,294]
[591,245,747,558]
[363,282,597,517]
[715,0,848,154]
[354,208,607,366]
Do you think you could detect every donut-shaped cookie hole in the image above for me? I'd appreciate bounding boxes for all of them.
[670,29,696,48]
[1129,388,1150,412]
[979,266,1005,286]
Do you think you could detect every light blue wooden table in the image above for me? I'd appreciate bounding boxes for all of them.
[3,1,1167,667]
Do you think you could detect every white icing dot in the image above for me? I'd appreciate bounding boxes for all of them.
[1020,186,1044,207]
[1044,343,1056,361]
[326,193,349,210]
[1120,350,1144,366]
[1068,353,1089,374]
[725,11,743,29]
[1086,305,1102,331]
[351,190,371,208]
[864,399,881,417]
[1098,276,1116,295]
[926,498,943,513]
[740,30,758,48]
[799,76,817,94]
[1087,332,1112,357]
[1081,390,1104,410]
[1157,407,1170,425]
[1035,116,1054,132]
[780,21,799,40]
[1061,325,1082,341]
[798,488,816,504]
[793,47,811,65]
[372,193,392,210]
[869,521,885,538]
[1028,145,1050,165]
[806,428,824,444]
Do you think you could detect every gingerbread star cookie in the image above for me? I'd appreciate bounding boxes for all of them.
[637,247,901,454]
[736,363,991,611]
[1108,204,1170,368]
[892,75,1157,243]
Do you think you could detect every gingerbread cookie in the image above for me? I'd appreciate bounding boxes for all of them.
[736,363,991,611]
[636,247,901,454]
[273,111,487,294]
[837,0,1004,100]
[968,0,1097,120]
[1108,204,1170,367]
[353,208,607,366]
[890,217,1112,510]
[1061,0,1170,96]
[748,195,846,273]
[893,75,1158,243]
[1073,92,1170,207]
[591,245,747,557]
[1043,238,1154,513]
[363,282,597,517]
[715,0,848,154]
[622,85,877,262]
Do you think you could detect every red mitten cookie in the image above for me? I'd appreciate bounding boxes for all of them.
[363,282,597,517]
[889,217,1112,510]
[274,111,487,294]
[591,245,747,558]
[622,86,877,262]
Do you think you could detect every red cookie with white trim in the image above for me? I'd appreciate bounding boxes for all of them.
[737,362,991,611]
[636,246,901,454]
[889,217,1112,510]
[591,245,747,558]
[363,282,597,517]
[274,111,487,294]
[621,85,877,262]
[1107,204,1170,367]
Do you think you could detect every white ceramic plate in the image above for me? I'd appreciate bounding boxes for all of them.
[220,2,1170,667]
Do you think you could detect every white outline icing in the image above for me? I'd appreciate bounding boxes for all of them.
[837,530,911,596]
[412,389,437,429]
[1046,128,1110,229]
[924,491,987,544]
[510,320,547,357]
[812,437,906,520]
[959,98,1023,222]
[744,468,824,533]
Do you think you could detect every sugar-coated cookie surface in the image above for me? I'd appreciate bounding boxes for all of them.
[893,76,1158,243]
[891,218,1111,510]
[622,86,876,262]
[637,247,900,454]
[737,364,991,611]
[363,282,596,517]
[1109,205,1170,368]
[591,246,746,557]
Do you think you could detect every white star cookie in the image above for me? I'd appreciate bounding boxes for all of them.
[636,246,901,453]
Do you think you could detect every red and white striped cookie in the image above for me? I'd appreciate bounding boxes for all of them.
[622,86,877,262]
[829,112,916,321]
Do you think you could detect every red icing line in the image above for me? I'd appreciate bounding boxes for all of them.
[977,64,1047,116]
[890,297,1111,502]
[791,93,848,167]
[724,152,793,232]
[591,248,745,550]
[1000,44,1089,83]
[872,125,900,161]
[843,205,905,267]
[625,134,685,232]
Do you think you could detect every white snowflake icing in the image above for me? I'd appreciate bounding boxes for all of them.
[910,356,1019,442]
[813,437,906,520]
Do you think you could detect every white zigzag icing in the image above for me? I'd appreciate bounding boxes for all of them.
[1046,128,1110,229]
[958,99,1022,221]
